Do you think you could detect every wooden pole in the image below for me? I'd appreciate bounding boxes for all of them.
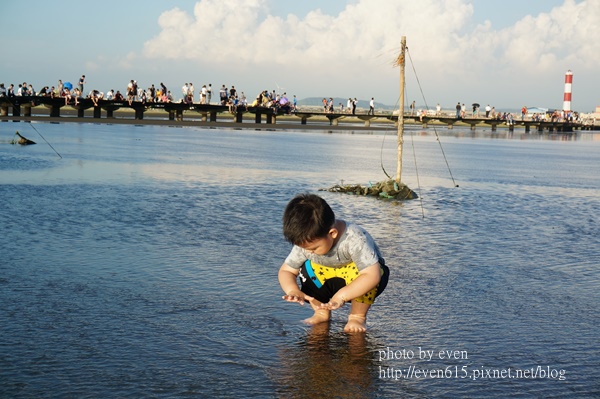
[396,36,406,183]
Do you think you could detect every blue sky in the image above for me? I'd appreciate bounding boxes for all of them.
[2,0,597,111]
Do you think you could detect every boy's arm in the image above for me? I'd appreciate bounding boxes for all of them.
[321,262,381,310]
[278,263,314,304]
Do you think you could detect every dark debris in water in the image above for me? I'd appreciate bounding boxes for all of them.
[321,179,418,200]
[11,131,36,145]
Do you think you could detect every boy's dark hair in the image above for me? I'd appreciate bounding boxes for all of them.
[283,193,335,245]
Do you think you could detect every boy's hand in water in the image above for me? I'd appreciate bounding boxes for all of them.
[318,294,347,310]
[318,300,342,310]
[282,291,314,305]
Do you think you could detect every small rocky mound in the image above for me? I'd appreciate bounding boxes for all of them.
[322,179,417,200]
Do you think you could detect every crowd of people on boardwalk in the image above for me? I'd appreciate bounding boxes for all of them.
[1,77,584,123]
[0,77,303,115]
[397,100,584,124]
[449,102,580,124]
[319,97,363,115]
[251,90,296,114]
[0,76,364,118]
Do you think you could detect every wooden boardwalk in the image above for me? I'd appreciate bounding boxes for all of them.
[1,96,597,131]
[293,111,596,132]
[408,115,595,132]
[0,96,278,124]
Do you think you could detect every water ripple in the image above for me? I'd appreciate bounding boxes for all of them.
[1,123,598,398]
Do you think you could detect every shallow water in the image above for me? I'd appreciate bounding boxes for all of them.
[1,122,599,398]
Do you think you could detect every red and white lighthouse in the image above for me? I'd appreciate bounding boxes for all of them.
[562,70,573,112]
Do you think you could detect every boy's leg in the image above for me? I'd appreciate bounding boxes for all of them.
[304,299,331,325]
[298,261,341,325]
[341,262,388,332]
[345,301,371,333]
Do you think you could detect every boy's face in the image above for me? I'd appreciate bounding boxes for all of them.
[299,228,338,255]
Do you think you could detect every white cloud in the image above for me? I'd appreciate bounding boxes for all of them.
[139,0,600,109]
[117,52,138,70]
[501,0,600,71]
[144,0,476,68]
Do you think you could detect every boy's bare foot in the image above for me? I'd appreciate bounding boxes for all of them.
[303,310,330,325]
[344,314,367,333]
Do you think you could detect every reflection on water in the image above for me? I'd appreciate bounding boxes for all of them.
[0,122,599,398]
[274,323,377,399]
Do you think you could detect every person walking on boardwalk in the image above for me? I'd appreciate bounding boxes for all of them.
[368,97,375,115]
[188,83,194,103]
[181,83,189,102]
[78,75,86,93]
[127,80,137,105]
[201,85,207,104]
[455,102,461,119]
[220,85,227,105]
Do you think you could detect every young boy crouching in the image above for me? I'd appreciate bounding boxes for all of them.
[278,193,389,333]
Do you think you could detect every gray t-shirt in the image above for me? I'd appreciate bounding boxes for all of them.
[284,221,383,271]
